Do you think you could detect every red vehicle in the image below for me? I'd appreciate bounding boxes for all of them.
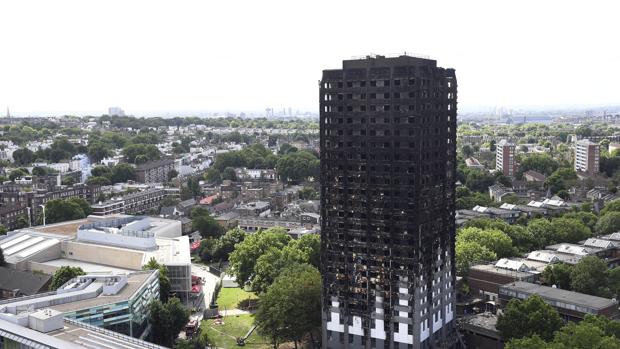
[185,319,199,337]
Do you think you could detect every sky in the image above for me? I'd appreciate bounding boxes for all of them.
[1,0,619,116]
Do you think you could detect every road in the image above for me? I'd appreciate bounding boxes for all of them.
[191,263,221,318]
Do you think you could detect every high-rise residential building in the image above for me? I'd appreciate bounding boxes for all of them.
[108,106,126,116]
[496,140,516,177]
[320,55,457,349]
[575,139,600,174]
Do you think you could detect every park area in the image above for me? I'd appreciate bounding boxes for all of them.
[202,288,269,348]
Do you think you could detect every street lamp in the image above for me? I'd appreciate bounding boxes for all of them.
[39,204,46,227]
[26,207,32,227]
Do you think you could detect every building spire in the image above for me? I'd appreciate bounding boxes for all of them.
[6,107,10,118]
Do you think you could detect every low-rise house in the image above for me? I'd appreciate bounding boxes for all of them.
[488,184,515,202]
[215,211,240,229]
[464,157,485,170]
[460,313,503,349]
[499,281,619,321]
[177,198,196,215]
[468,261,538,302]
[523,170,546,182]
[236,201,270,217]
[0,267,51,299]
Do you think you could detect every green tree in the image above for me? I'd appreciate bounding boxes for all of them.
[15,215,29,229]
[122,144,161,164]
[251,241,315,294]
[571,256,609,297]
[143,257,171,302]
[518,153,559,176]
[222,167,237,181]
[111,163,136,183]
[508,315,620,349]
[461,144,474,158]
[255,264,321,349]
[527,218,555,248]
[298,187,319,200]
[91,165,113,178]
[601,199,620,216]
[278,143,298,155]
[596,212,620,235]
[457,227,515,258]
[0,225,7,236]
[505,335,550,349]
[289,233,320,268]
[87,142,112,162]
[203,168,222,184]
[44,198,91,224]
[228,227,291,287]
[464,170,496,192]
[497,295,563,341]
[191,207,224,239]
[213,228,246,260]
[49,266,86,290]
[540,263,573,289]
[12,148,35,166]
[551,217,591,244]
[455,240,496,275]
[562,211,598,233]
[148,298,190,347]
[607,266,620,299]
[31,166,48,176]
[9,168,28,181]
[167,169,179,181]
[62,177,75,186]
[86,176,112,186]
[276,150,320,183]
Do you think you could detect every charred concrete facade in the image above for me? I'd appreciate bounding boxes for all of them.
[320,55,457,349]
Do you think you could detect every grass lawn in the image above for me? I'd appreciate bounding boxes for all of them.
[217,287,258,310]
[202,314,271,348]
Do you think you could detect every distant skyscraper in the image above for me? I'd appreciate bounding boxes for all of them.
[320,55,457,349]
[575,139,600,174]
[108,107,125,116]
[496,140,516,177]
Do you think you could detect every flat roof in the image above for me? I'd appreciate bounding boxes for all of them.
[469,263,534,278]
[39,259,134,274]
[500,281,617,310]
[461,312,498,329]
[0,232,62,264]
[49,272,153,313]
[50,320,167,349]
[145,236,191,266]
[0,318,83,349]
[32,219,89,237]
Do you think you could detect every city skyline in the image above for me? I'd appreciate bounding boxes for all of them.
[1,1,620,116]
